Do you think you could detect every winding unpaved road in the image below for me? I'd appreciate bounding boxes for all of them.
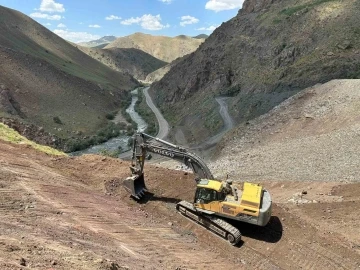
[143,87,169,139]
[190,97,235,151]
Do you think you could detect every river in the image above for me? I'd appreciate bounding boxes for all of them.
[71,88,147,156]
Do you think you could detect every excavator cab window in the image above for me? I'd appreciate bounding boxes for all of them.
[195,188,218,204]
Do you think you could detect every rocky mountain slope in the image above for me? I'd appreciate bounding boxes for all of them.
[77,35,117,48]
[151,0,360,144]
[0,5,139,148]
[144,56,185,83]
[75,45,167,80]
[105,32,205,62]
[210,79,360,182]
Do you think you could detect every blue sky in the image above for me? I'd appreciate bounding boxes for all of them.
[0,0,245,43]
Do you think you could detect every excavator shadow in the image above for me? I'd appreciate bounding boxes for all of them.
[137,192,182,204]
[228,216,283,243]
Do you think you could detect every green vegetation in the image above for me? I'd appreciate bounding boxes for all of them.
[135,90,158,136]
[0,123,66,156]
[219,84,241,97]
[53,116,63,124]
[99,146,123,158]
[280,0,336,16]
[120,96,137,134]
[105,111,117,120]
[65,122,127,152]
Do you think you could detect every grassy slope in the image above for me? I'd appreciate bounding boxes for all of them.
[76,46,167,80]
[0,5,139,140]
[0,123,65,155]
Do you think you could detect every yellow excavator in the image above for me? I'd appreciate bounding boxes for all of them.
[123,132,272,245]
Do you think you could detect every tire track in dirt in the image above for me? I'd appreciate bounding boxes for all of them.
[2,141,360,269]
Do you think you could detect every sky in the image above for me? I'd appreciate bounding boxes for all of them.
[0,0,245,43]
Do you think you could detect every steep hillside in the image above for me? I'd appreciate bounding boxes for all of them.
[105,32,205,62]
[151,0,360,144]
[211,79,360,182]
[75,45,167,80]
[144,57,185,83]
[193,34,209,39]
[77,35,117,47]
[0,6,139,148]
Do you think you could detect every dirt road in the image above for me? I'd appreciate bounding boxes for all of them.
[1,140,360,269]
[143,87,169,140]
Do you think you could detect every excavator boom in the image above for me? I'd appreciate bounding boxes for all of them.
[124,132,214,199]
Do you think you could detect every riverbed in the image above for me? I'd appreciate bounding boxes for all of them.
[71,88,147,156]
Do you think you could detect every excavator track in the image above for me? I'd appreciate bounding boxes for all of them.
[176,201,241,246]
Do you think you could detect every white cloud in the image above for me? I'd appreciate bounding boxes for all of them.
[205,0,244,12]
[89,24,101,28]
[180,15,199,27]
[45,23,52,26]
[159,0,173,4]
[196,25,218,31]
[105,15,121,20]
[39,0,65,13]
[53,29,100,43]
[30,12,61,20]
[121,14,170,31]
[57,23,66,28]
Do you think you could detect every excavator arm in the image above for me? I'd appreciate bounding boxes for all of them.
[124,132,215,199]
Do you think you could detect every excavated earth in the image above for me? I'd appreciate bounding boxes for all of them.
[1,140,360,269]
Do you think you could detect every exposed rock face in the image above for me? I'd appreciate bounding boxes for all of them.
[0,117,65,149]
[150,0,360,144]
[0,89,18,115]
[242,0,275,13]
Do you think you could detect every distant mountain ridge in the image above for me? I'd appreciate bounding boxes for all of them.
[75,45,167,80]
[193,34,208,39]
[78,35,117,47]
[105,32,205,62]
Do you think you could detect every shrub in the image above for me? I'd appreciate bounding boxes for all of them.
[105,113,115,120]
[53,116,62,124]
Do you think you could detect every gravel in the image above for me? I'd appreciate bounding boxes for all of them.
[210,80,360,183]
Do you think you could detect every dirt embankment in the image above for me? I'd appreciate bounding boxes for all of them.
[211,80,360,182]
[1,139,360,269]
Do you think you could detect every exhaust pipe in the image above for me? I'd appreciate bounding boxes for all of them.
[123,173,147,200]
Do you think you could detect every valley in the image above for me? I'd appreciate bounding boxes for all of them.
[0,0,360,269]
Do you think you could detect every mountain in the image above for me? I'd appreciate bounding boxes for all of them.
[150,0,360,144]
[77,35,117,48]
[75,45,167,80]
[193,34,209,39]
[105,32,205,63]
[144,57,186,84]
[0,6,139,149]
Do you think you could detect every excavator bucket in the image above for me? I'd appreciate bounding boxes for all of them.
[123,173,147,200]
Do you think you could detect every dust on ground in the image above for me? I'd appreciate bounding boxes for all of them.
[1,140,360,269]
